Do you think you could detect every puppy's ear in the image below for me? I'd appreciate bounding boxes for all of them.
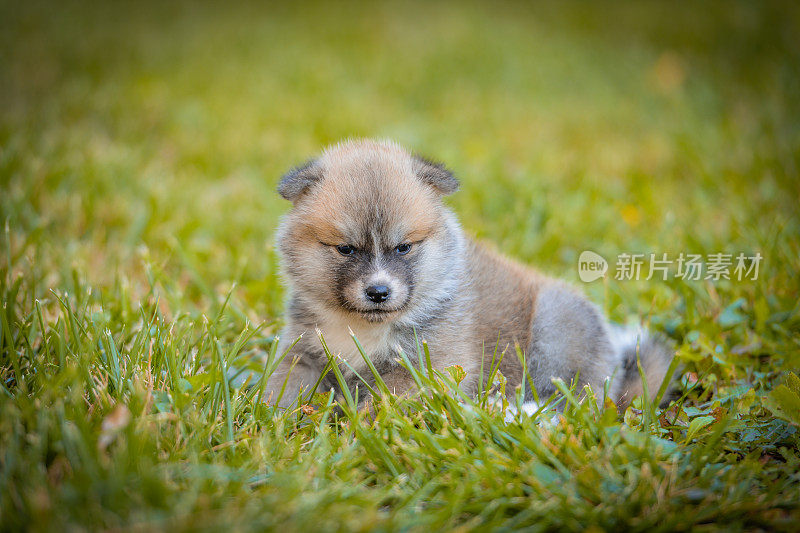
[412,156,459,195]
[277,159,323,202]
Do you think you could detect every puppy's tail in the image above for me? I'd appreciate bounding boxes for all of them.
[609,325,677,409]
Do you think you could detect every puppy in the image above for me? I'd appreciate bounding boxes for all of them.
[263,139,673,411]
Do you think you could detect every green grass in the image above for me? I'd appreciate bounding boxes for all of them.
[2,0,800,530]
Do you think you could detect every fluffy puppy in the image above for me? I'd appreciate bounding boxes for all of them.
[264,139,673,410]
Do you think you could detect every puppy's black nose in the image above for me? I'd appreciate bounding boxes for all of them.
[365,285,390,303]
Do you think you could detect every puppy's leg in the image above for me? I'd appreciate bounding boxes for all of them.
[344,366,419,413]
[380,367,419,397]
[262,355,322,409]
[527,284,619,403]
[610,325,676,409]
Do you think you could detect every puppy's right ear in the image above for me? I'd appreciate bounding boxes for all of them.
[277,159,323,202]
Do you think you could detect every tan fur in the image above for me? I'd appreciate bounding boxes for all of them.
[264,139,675,411]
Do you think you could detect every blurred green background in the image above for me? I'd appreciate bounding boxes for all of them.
[2,1,800,529]
[2,0,798,321]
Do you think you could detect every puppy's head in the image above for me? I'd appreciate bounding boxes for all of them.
[276,139,460,323]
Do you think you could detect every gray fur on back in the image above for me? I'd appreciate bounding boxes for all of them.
[528,284,675,408]
[528,284,621,401]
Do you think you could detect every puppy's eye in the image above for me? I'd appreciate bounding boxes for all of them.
[394,243,412,255]
[336,244,356,256]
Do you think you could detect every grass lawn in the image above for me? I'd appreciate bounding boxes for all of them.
[2,1,800,530]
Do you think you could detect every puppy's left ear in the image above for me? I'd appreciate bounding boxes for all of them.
[413,156,459,195]
[278,158,323,202]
